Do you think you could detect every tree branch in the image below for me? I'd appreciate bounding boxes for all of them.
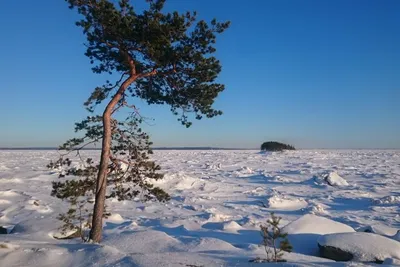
[139,64,177,78]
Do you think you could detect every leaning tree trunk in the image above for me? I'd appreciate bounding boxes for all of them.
[89,76,135,242]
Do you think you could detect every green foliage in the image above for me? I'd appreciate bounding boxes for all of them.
[254,212,293,262]
[49,114,170,239]
[260,141,296,152]
[66,0,230,127]
[50,0,229,240]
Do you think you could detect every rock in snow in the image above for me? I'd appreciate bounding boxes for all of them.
[318,232,400,262]
[281,214,355,255]
[0,225,15,234]
[319,244,353,261]
[0,226,8,234]
[383,258,400,266]
[322,172,349,186]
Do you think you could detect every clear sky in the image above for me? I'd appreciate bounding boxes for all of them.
[0,0,399,149]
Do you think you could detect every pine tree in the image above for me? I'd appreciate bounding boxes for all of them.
[258,212,292,262]
[50,0,230,243]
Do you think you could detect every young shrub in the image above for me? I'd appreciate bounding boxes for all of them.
[252,212,293,263]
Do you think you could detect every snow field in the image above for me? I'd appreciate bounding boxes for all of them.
[0,149,399,266]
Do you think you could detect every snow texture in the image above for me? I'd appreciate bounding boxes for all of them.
[323,172,349,186]
[282,214,355,255]
[0,149,399,266]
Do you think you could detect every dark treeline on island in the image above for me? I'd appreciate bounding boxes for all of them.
[260,141,296,152]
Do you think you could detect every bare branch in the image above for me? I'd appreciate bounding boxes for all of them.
[58,139,99,158]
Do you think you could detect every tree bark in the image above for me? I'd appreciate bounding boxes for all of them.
[89,75,136,242]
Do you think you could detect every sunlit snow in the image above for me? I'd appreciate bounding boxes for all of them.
[0,149,399,266]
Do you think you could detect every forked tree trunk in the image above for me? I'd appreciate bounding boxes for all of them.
[89,76,135,242]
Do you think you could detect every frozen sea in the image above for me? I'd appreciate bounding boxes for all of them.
[0,149,399,266]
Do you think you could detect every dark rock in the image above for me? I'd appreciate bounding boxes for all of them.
[0,225,15,234]
[318,232,400,263]
[318,244,353,261]
[0,226,7,234]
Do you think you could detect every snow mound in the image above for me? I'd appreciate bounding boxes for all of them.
[374,195,400,205]
[0,199,11,205]
[185,237,240,252]
[283,214,355,235]
[25,199,52,213]
[103,230,183,254]
[152,172,199,190]
[0,165,10,170]
[282,214,355,255]
[243,186,266,196]
[306,203,329,215]
[205,163,221,170]
[106,213,125,222]
[267,195,308,211]
[240,166,253,174]
[222,221,242,232]
[357,224,399,236]
[322,172,349,186]
[205,211,232,222]
[0,178,23,183]
[0,190,20,197]
[52,228,79,239]
[318,232,400,262]
[232,166,254,176]
[272,175,300,183]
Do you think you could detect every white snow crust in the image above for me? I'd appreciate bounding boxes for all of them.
[318,232,400,262]
[323,172,349,186]
[281,214,355,255]
[0,149,399,266]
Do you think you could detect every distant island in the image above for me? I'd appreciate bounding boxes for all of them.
[260,141,296,152]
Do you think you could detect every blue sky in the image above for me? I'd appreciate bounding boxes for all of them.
[0,0,399,149]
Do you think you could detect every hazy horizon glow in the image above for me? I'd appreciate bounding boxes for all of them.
[0,0,399,149]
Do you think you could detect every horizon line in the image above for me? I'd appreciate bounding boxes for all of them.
[0,147,399,151]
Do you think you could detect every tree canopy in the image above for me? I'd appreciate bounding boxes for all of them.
[49,0,230,242]
[260,142,296,152]
[69,0,230,127]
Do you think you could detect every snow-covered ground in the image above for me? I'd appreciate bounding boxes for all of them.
[0,149,399,266]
